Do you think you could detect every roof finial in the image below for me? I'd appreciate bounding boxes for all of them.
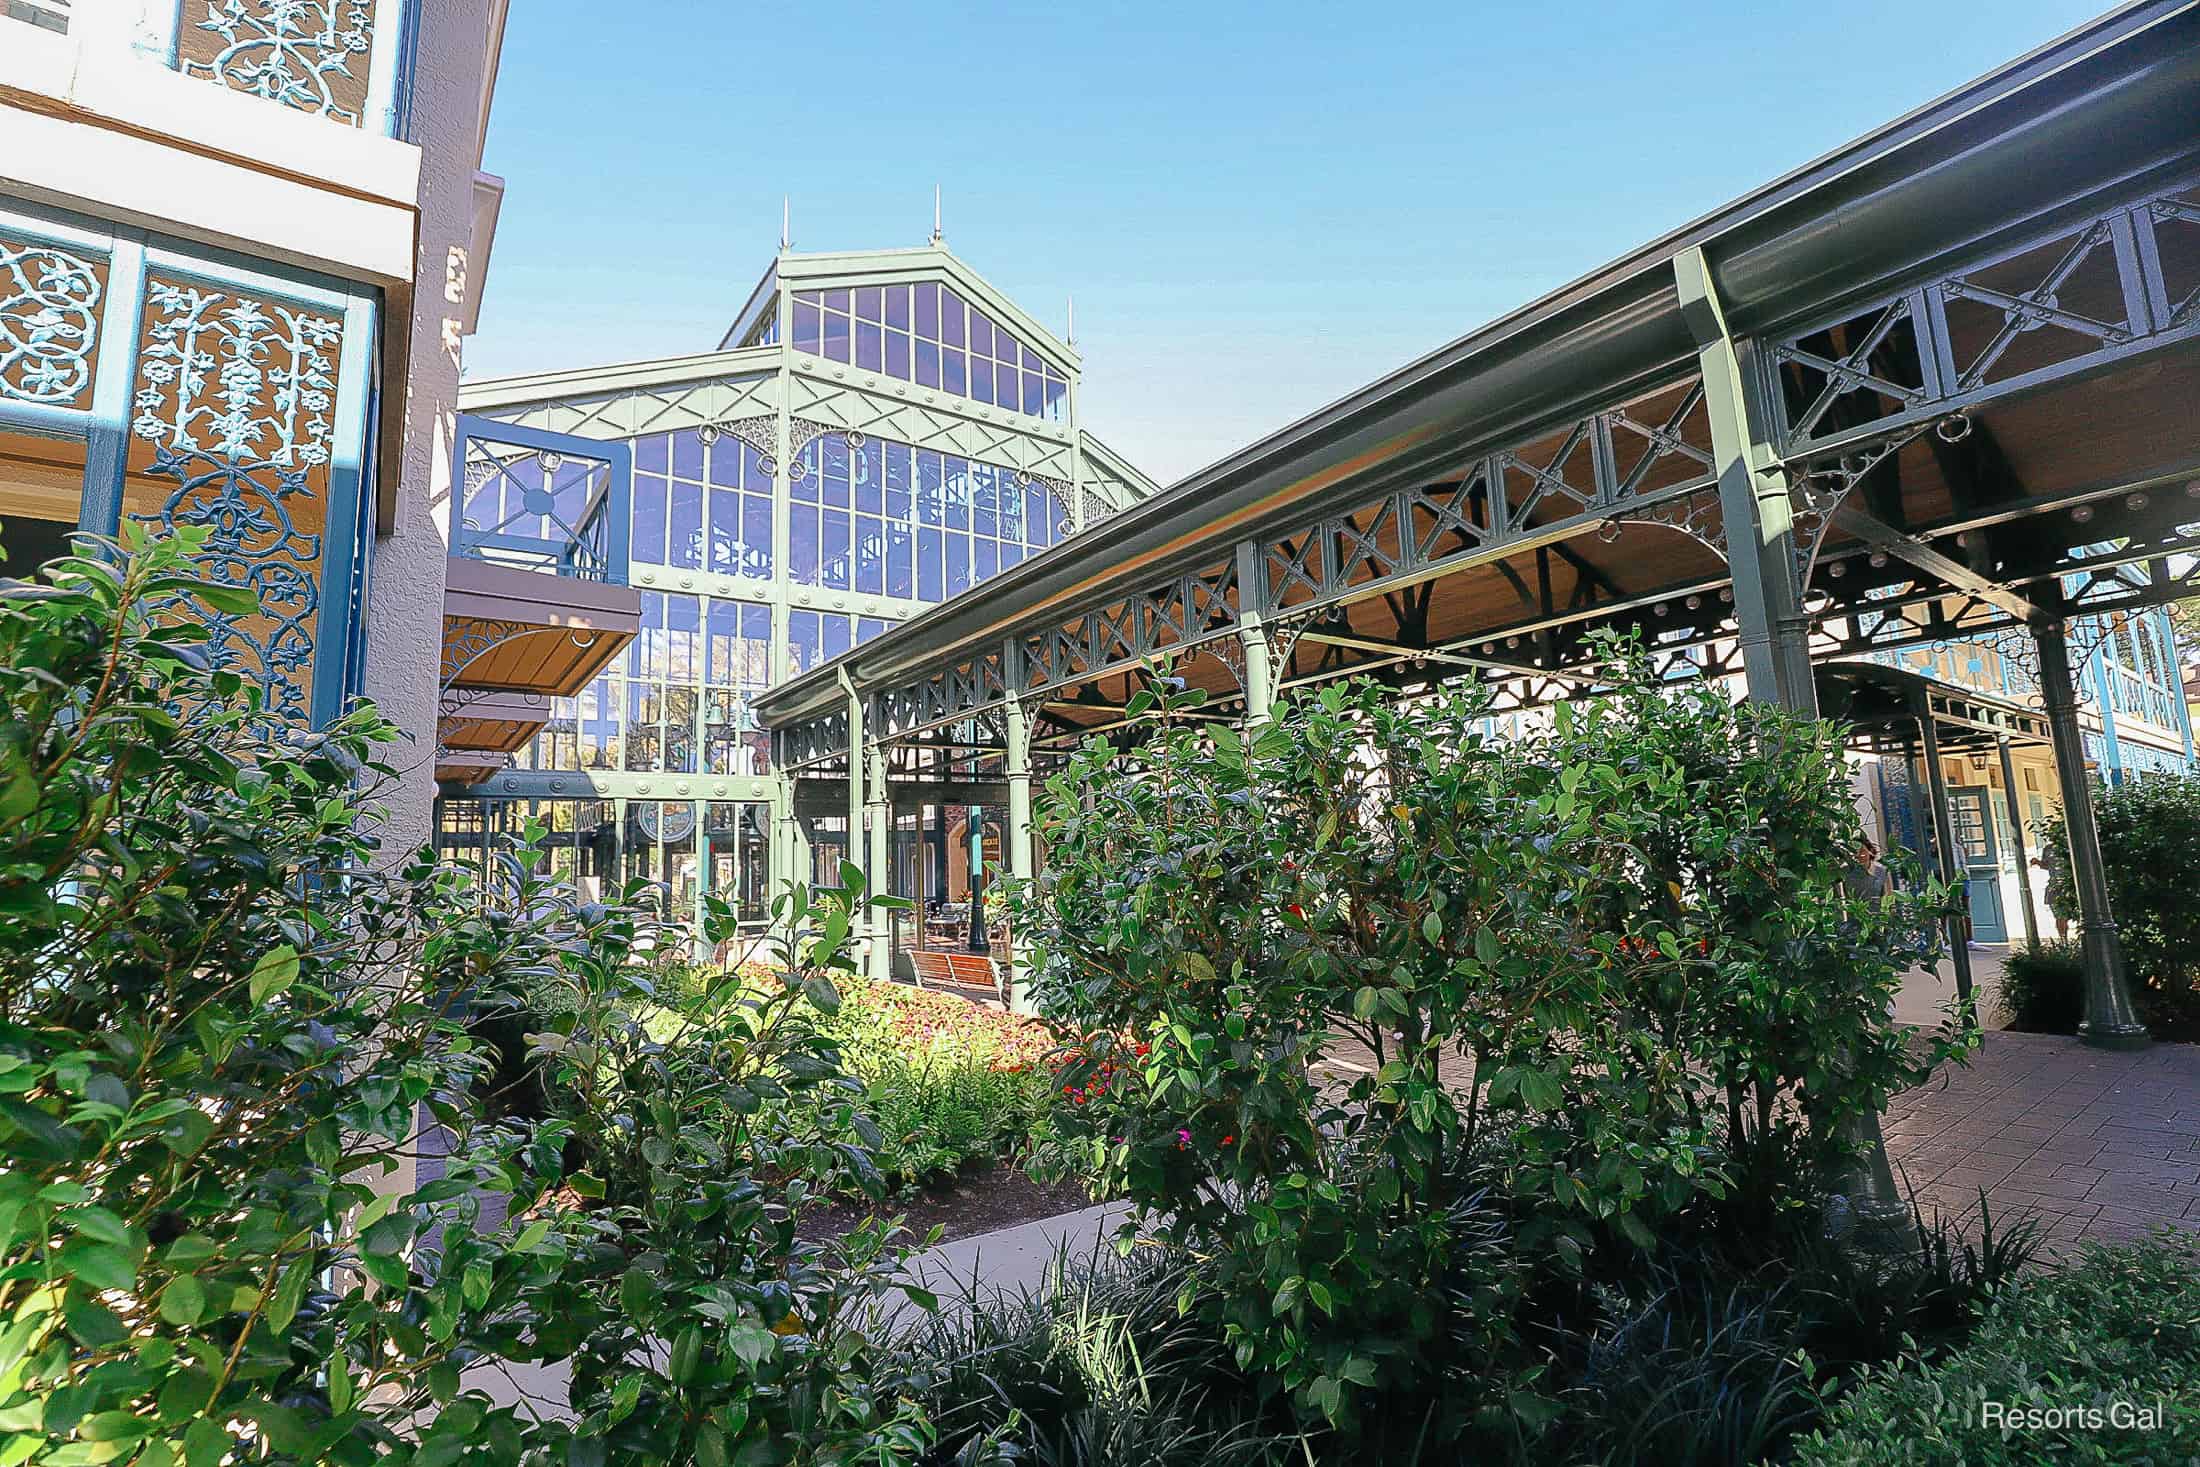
[930,184,943,246]
[1066,291,1076,346]
[781,196,791,252]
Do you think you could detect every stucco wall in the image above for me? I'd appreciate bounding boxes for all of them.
[359,0,493,861]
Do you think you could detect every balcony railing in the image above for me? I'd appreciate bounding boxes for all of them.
[452,416,632,587]
[5,0,409,137]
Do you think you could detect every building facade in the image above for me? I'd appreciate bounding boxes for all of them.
[440,244,1158,937]
[0,0,586,858]
[1856,609,2193,949]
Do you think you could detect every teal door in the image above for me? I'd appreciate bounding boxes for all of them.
[1947,787,2008,943]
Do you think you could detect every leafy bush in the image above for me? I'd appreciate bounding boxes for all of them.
[1794,1230,2200,1464]
[895,1188,2040,1467]
[701,973,1058,1193]
[1997,940,2085,1034]
[1016,653,1960,1433]
[2039,771,2200,1036]
[0,530,930,1465]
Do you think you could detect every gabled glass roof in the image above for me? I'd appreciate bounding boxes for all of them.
[788,280,1067,423]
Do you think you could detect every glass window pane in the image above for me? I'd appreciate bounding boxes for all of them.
[707,436,742,488]
[822,614,853,661]
[942,348,966,396]
[635,433,668,473]
[709,487,738,573]
[1043,375,1067,422]
[885,284,910,330]
[857,616,894,644]
[883,442,912,519]
[974,537,997,583]
[915,339,941,389]
[968,311,993,359]
[945,532,969,596]
[856,515,884,595]
[788,609,821,675]
[1027,481,1048,545]
[1000,538,1024,570]
[970,357,993,404]
[669,480,702,568]
[633,474,666,564]
[915,450,943,524]
[743,494,773,578]
[855,286,883,321]
[790,502,819,584]
[939,289,965,347]
[914,281,939,337]
[884,330,910,380]
[971,464,996,538]
[887,525,913,598]
[855,321,883,372]
[822,288,850,313]
[997,361,1020,408]
[822,310,850,363]
[944,462,969,530]
[1022,370,1043,415]
[918,526,943,601]
[793,299,821,354]
[822,509,850,590]
[672,430,704,481]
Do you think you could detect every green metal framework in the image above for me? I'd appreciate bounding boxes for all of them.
[754,3,2200,1222]
[440,242,1161,929]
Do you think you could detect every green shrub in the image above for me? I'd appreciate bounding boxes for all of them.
[1794,1231,2200,1465]
[1997,940,2085,1033]
[1016,649,1961,1433]
[2040,771,2200,1034]
[0,530,930,1465]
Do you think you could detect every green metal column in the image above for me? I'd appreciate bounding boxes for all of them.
[2034,621,2149,1049]
[866,742,891,982]
[1677,245,1907,1240]
[1239,614,1275,725]
[1003,685,1036,1013]
[841,674,870,975]
[1676,246,1817,710]
[1996,735,2041,950]
[1914,709,1975,1018]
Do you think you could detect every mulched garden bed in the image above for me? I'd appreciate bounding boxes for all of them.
[797,1160,1104,1248]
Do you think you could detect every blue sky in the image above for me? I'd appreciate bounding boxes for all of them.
[470,0,2105,485]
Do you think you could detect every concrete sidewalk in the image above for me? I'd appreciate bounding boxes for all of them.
[899,1199,1133,1312]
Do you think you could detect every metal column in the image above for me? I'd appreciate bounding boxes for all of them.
[1239,613,1276,724]
[842,675,870,974]
[1914,706,1974,1017]
[2034,621,2149,1049]
[1678,244,1907,1238]
[1996,735,2041,950]
[865,744,891,982]
[1004,689,1036,1012]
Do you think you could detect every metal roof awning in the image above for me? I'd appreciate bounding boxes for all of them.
[757,3,2200,781]
[1816,660,2052,755]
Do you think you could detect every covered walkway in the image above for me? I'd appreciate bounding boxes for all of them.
[757,6,2200,1229]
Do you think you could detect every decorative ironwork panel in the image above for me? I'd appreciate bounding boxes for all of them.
[125,274,345,722]
[1769,173,2200,455]
[480,374,777,441]
[179,0,377,126]
[2147,184,2200,330]
[0,234,104,409]
[786,375,1069,479]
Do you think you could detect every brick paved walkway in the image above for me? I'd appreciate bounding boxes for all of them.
[1883,1028,2200,1253]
